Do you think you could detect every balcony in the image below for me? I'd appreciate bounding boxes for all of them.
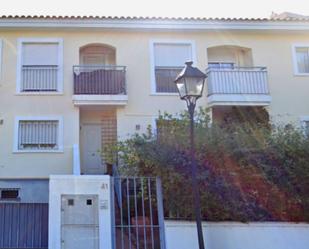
[72,65,128,106]
[206,67,271,106]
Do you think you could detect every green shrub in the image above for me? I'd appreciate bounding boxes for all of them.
[105,108,309,222]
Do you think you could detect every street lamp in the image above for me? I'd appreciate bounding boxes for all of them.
[174,61,207,249]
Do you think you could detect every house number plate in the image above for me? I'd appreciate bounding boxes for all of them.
[100,200,109,209]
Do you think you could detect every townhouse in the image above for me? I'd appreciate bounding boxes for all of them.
[0,13,309,249]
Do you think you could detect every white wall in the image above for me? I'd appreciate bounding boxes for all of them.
[49,175,112,249]
[164,220,309,249]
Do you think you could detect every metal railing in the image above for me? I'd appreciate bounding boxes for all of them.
[206,67,269,95]
[112,177,166,249]
[155,67,182,93]
[73,65,126,95]
[0,203,48,249]
[21,65,58,92]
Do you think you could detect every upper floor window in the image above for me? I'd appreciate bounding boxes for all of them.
[151,42,194,94]
[17,38,63,93]
[14,117,63,152]
[292,45,309,75]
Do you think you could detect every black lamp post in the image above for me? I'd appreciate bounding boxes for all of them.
[174,61,207,249]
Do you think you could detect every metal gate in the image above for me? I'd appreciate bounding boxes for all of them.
[0,203,48,249]
[61,195,99,249]
[112,177,166,249]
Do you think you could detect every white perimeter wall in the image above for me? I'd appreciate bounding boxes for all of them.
[49,175,112,249]
[164,220,309,249]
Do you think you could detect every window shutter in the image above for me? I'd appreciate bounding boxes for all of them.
[22,43,59,65]
[296,47,309,73]
[154,43,192,67]
[18,120,58,150]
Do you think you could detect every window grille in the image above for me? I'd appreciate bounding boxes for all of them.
[18,120,59,150]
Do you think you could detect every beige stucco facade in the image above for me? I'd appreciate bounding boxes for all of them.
[0,22,309,179]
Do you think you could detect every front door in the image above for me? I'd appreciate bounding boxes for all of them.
[81,124,102,174]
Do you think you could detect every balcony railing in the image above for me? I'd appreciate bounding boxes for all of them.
[21,65,58,92]
[73,65,126,95]
[155,66,182,93]
[207,67,269,95]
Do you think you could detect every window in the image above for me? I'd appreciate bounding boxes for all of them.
[292,45,309,75]
[0,189,20,201]
[18,120,58,150]
[151,42,194,93]
[208,62,235,69]
[14,117,63,152]
[17,38,63,93]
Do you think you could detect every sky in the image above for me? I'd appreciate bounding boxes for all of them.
[0,0,309,18]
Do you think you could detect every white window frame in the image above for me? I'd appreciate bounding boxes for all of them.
[292,43,309,76]
[13,116,64,153]
[149,40,197,95]
[16,38,64,94]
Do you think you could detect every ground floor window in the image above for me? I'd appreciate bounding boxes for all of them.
[14,117,63,152]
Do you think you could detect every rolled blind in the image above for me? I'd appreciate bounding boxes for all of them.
[154,43,192,67]
[22,43,59,65]
[18,120,59,150]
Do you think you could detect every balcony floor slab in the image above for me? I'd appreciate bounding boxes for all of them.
[207,94,271,106]
[72,94,128,106]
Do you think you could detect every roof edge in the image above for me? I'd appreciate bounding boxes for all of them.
[1,16,309,31]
